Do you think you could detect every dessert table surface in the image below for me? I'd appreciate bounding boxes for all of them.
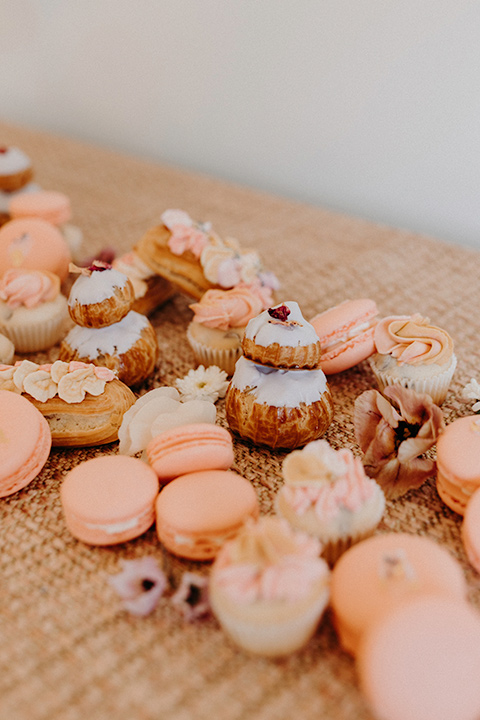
[1,119,479,720]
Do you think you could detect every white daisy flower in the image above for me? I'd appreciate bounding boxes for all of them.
[462,378,480,412]
[175,365,229,403]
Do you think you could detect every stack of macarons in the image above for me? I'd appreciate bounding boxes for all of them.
[330,532,480,720]
[147,423,259,560]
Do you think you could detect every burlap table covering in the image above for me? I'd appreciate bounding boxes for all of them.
[1,120,479,720]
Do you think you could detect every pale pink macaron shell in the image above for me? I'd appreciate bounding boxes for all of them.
[436,415,480,515]
[310,298,378,374]
[0,390,52,497]
[330,532,467,656]
[0,217,72,282]
[358,596,480,720]
[155,470,259,560]
[60,455,159,545]
[146,423,234,484]
[462,486,480,573]
[9,190,72,226]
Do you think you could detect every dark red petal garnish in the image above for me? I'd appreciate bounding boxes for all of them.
[268,304,290,322]
[0,147,7,154]
[87,261,111,272]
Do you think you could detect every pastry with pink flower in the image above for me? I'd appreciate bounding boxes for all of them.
[275,439,385,565]
[0,359,135,446]
[134,209,279,301]
[0,267,69,352]
[187,284,273,375]
[209,516,330,657]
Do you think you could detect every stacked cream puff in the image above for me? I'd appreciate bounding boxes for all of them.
[225,301,334,449]
[59,262,158,386]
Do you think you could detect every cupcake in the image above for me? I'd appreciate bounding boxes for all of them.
[369,313,456,404]
[225,302,334,448]
[209,516,330,657]
[0,268,69,352]
[187,284,271,375]
[276,440,385,565]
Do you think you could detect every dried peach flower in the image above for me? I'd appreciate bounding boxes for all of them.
[354,385,445,499]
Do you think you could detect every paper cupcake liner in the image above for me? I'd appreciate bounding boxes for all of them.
[369,354,457,406]
[186,327,241,376]
[210,586,329,657]
[321,527,378,566]
[2,314,67,354]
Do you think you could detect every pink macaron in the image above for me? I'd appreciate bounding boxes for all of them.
[462,486,480,573]
[9,190,72,226]
[358,596,480,720]
[436,415,480,516]
[0,217,72,281]
[60,455,159,545]
[146,423,234,484]
[0,389,52,497]
[310,298,379,374]
[155,470,259,560]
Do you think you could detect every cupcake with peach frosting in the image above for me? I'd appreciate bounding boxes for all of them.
[369,313,456,404]
[209,516,330,657]
[276,440,385,565]
[187,284,272,375]
[0,268,69,352]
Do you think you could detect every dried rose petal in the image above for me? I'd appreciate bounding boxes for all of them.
[354,385,445,499]
[268,304,290,322]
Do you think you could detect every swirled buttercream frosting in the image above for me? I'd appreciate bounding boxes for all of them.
[374,314,454,366]
[213,517,329,604]
[0,268,60,308]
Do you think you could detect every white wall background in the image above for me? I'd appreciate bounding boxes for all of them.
[1,1,479,248]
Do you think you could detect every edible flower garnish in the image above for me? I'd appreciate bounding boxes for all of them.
[461,378,480,413]
[268,305,290,322]
[171,572,210,622]
[354,385,444,499]
[108,557,168,617]
[175,365,229,403]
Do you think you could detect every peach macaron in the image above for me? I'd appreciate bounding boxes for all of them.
[0,389,52,497]
[462,486,480,573]
[155,470,259,560]
[0,218,72,282]
[60,455,159,545]
[436,415,480,515]
[330,532,467,656]
[310,298,379,374]
[358,596,480,720]
[146,423,234,484]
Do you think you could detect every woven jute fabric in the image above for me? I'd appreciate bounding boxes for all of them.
[1,120,480,720]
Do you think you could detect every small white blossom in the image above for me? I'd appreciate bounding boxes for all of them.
[462,378,480,412]
[175,365,229,403]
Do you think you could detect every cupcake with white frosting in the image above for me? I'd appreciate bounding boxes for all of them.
[209,516,330,657]
[0,268,69,352]
[225,302,334,448]
[276,440,385,565]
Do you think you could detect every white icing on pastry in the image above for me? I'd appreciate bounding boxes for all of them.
[230,356,328,407]
[0,147,31,176]
[64,311,149,356]
[245,302,319,348]
[68,267,130,306]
